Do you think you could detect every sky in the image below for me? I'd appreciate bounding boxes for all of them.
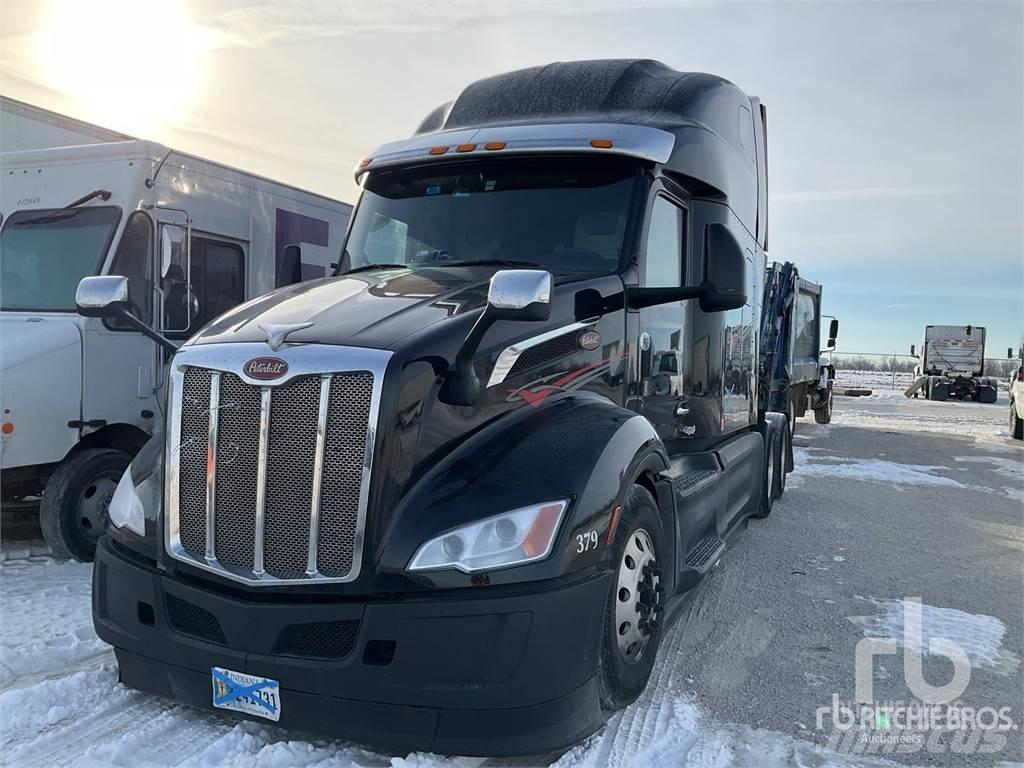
[1,0,1021,356]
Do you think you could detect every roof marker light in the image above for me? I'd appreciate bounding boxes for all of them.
[428,146,449,155]
[484,141,507,151]
[590,139,614,149]
[358,157,373,168]
[455,143,477,153]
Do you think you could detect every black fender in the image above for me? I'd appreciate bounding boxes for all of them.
[380,391,670,590]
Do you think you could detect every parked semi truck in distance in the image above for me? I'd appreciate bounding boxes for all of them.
[905,325,998,402]
[759,261,838,430]
[0,140,352,561]
[81,60,792,755]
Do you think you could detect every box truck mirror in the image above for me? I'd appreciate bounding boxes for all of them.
[76,276,177,354]
[910,344,917,357]
[443,270,553,406]
[829,318,839,340]
[699,223,747,312]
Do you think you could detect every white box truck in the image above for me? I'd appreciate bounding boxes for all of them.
[905,325,998,402]
[1,139,352,560]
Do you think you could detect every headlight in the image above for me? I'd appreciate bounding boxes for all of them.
[109,466,147,536]
[407,500,568,574]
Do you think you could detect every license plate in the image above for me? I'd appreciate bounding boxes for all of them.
[211,667,280,722]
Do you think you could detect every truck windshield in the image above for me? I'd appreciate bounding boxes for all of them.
[342,157,639,276]
[0,206,119,311]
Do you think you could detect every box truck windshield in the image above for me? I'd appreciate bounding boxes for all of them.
[0,206,118,311]
[341,157,638,275]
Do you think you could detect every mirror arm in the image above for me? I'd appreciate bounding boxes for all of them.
[109,306,177,354]
[442,310,495,407]
[625,285,705,310]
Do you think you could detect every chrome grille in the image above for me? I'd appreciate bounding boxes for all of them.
[178,369,210,555]
[265,376,322,577]
[168,344,389,585]
[319,373,374,574]
[213,375,260,570]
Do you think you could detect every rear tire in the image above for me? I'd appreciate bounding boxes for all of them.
[598,485,664,711]
[928,378,949,402]
[977,386,997,405]
[40,448,130,562]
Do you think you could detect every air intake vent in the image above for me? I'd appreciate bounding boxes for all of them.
[507,331,582,378]
[272,620,360,659]
[166,593,226,644]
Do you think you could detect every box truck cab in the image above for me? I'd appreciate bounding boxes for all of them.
[83,60,791,755]
[0,140,351,560]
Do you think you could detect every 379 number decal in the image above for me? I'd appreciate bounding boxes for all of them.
[576,530,599,553]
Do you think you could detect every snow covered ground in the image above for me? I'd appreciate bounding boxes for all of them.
[0,546,931,768]
[1,391,1021,767]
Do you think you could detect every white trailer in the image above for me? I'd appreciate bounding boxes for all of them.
[905,325,998,402]
[1,139,352,560]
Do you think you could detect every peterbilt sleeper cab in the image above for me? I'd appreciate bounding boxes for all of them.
[84,60,791,756]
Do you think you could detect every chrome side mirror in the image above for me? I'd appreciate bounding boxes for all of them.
[76,276,129,316]
[487,269,553,321]
[75,275,177,354]
[443,269,555,406]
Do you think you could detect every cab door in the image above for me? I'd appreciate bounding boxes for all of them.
[81,210,161,437]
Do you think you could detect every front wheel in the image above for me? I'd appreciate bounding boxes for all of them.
[40,448,130,562]
[598,485,664,711]
[1012,403,1024,440]
[814,385,833,424]
[773,421,790,499]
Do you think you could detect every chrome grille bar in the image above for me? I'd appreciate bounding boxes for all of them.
[306,375,332,576]
[253,387,272,576]
[205,373,221,561]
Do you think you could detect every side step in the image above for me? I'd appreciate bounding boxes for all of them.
[684,535,726,575]
[668,468,719,497]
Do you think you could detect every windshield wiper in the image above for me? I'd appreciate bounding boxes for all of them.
[342,263,409,275]
[427,259,541,269]
[12,189,112,227]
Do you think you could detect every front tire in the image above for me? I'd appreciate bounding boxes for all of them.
[598,485,664,711]
[40,448,130,562]
[1012,402,1024,440]
[814,384,833,424]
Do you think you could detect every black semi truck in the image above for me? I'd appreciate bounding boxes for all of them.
[79,60,791,755]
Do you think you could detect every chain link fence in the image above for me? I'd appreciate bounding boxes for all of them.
[830,352,1018,390]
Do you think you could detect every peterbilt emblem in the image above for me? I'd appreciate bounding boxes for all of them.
[243,357,289,380]
[578,330,601,351]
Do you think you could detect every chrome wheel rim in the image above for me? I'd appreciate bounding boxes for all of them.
[768,440,777,499]
[614,528,661,663]
[78,471,119,543]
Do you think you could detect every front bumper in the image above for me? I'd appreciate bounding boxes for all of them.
[93,537,609,756]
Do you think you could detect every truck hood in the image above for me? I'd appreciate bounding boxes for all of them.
[189,267,492,350]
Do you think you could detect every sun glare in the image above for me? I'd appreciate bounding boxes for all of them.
[35,0,210,136]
